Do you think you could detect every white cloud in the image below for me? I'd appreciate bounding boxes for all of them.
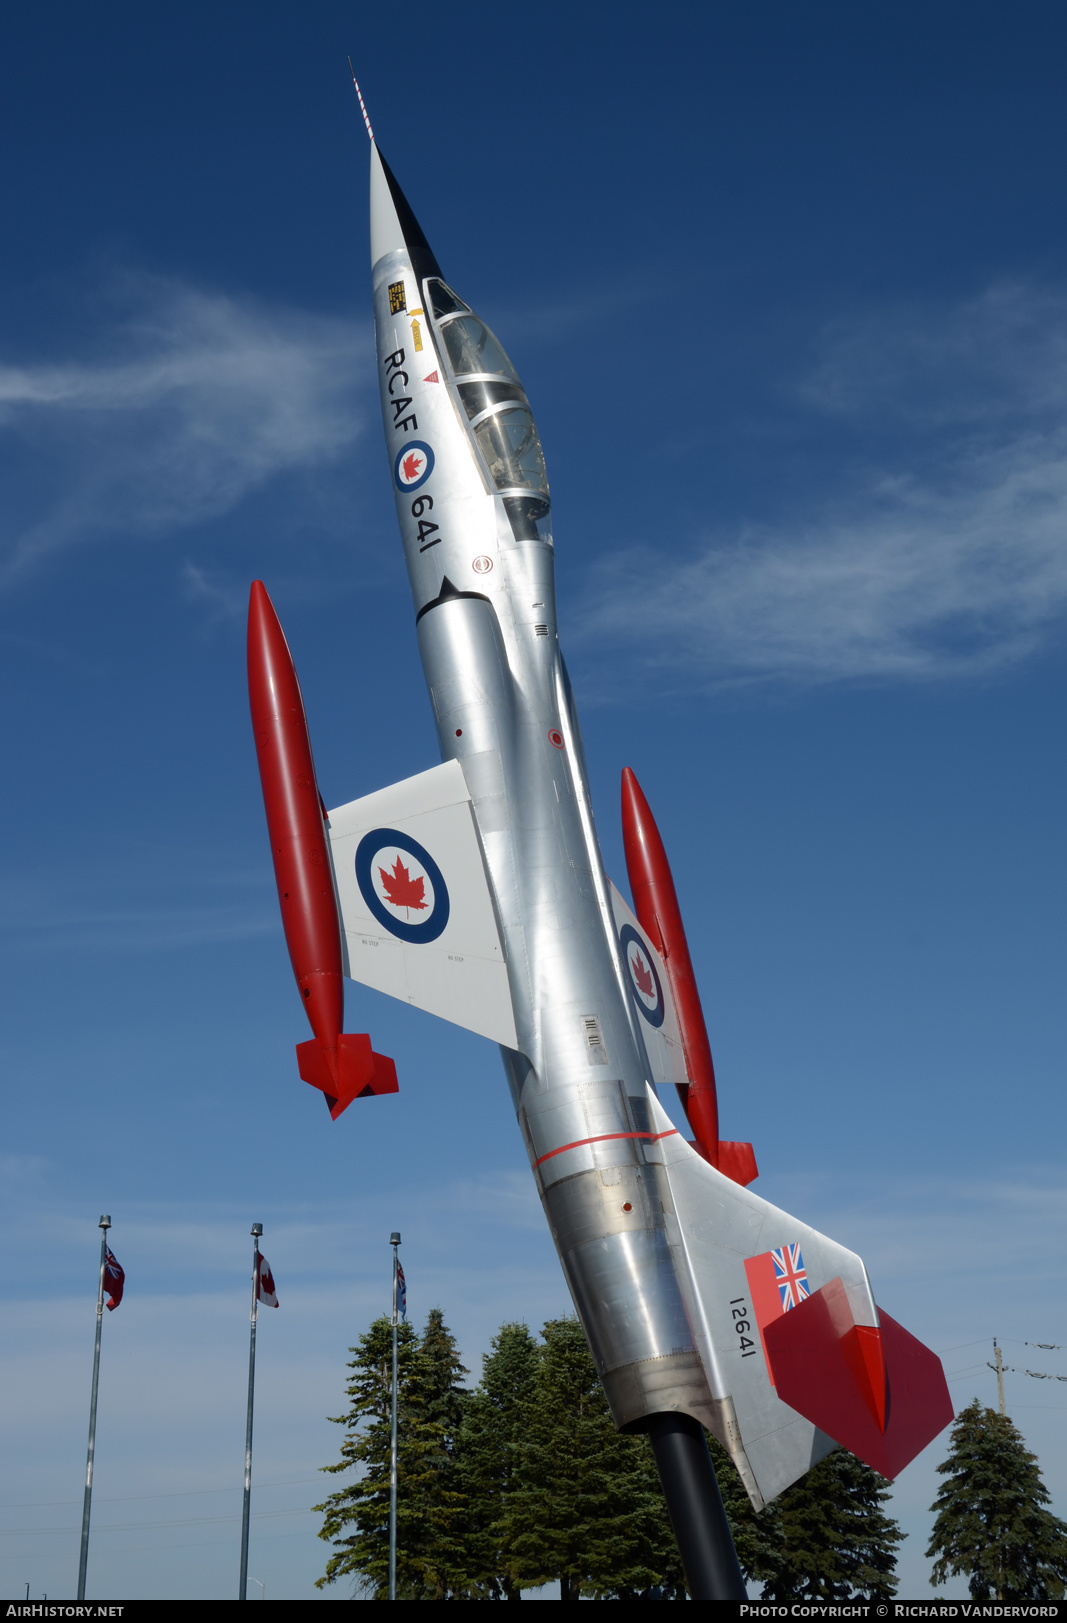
[802,283,1067,429]
[180,561,254,621]
[583,284,1067,687]
[0,276,369,585]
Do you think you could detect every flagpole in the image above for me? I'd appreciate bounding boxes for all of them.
[389,1231,401,1602]
[76,1215,111,1601]
[239,1222,262,1602]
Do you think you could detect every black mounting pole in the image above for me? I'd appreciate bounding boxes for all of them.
[645,1412,747,1600]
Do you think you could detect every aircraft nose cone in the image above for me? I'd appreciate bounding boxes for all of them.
[370,143,443,283]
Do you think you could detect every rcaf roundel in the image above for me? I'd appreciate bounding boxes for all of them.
[355,828,450,944]
[393,440,435,492]
[619,924,665,1028]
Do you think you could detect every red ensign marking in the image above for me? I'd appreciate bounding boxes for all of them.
[532,1128,679,1169]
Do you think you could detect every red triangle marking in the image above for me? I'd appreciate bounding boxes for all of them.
[423,370,439,383]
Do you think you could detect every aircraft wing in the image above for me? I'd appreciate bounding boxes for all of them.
[326,760,518,1048]
[608,880,689,1096]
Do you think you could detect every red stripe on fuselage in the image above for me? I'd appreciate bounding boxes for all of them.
[532,1128,679,1169]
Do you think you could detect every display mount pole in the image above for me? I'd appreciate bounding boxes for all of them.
[645,1411,747,1600]
[389,1231,401,1602]
[76,1215,111,1602]
[239,1223,263,1601]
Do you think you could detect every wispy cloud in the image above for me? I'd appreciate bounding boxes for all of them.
[782,1167,1067,1292]
[180,560,255,621]
[582,283,1067,687]
[0,864,273,954]
[0,274,370,585]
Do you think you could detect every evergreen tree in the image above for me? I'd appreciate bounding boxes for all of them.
[710,1437,902,1599]
[928,1399,1067,1600]
[500,1317,682,1600]
[420,1306,470,1435]
[454,1322,540,1599]
[764,1449,902,1600]
[412,1307,470,1598]
[314,1310,469,1599]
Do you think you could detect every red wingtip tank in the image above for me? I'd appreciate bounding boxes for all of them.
[621,766,756,1185]
[247,581,397,1117]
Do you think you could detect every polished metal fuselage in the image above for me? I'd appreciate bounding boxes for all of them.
[371,241,722,1437]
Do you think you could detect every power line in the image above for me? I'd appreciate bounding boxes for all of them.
[992,1363,1067,1383]
[937,1336,1064,1356]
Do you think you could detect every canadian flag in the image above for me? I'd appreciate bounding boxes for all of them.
[256,1255,279,1309]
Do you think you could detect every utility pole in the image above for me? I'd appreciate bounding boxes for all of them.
[77,1216,112,1602]
[389,1231,401,1602]
[993,1338,1006,1416]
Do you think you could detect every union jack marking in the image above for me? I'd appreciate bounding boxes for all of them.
[772,1243,809,1310]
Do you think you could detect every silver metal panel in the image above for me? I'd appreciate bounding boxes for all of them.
[563,1225,696,1371]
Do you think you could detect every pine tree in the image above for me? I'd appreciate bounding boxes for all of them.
[710,1437,902,1599]
[928,1399,1067,1600]
[454,1321,540,1599]
[411,1307,470,1598]
[419,1304,467,1434]
[765,1449,902,1600]
[314,1310,469,1599]
[500,1317,682,1600]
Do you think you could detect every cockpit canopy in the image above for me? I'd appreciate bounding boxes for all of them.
[425,278,551,544]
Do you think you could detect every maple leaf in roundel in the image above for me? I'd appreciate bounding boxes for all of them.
[401,452,424,483]
[379,856,428,912]
[630,949,655,998]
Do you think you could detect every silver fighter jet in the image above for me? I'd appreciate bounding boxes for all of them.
[247,127,952,1598]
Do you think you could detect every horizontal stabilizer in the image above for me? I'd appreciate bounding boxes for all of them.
[297,1033,400,1120]
[765,1277,953,1478]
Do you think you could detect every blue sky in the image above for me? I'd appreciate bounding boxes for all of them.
[2,0,1066,1601]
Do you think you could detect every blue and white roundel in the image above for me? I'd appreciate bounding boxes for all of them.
[355,828,450,945]
[393,441,435,492]
[620,924,665,1028]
